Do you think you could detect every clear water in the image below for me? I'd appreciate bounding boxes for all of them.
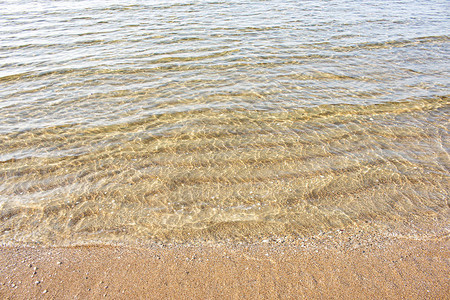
[0,0,449,245]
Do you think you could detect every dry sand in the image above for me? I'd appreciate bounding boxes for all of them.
[1,231,449,299]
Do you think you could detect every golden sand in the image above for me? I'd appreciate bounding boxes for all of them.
[1,232,448,299]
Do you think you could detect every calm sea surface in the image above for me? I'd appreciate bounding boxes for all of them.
[0,0,448,246]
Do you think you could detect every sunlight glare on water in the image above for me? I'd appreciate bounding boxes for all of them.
[0,0,448,246]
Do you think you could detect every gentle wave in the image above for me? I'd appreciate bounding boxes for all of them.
[1,0,449,246]
[1,96,448,244]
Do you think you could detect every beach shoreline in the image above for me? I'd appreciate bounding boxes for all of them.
[1,231,448,299]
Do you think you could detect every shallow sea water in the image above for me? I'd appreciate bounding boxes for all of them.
[0,0,449,246]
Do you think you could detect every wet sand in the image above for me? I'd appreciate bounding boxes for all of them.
[1,231,449,299]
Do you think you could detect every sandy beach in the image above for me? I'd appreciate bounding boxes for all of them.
[1,1,449,299]
[1,230,448,299]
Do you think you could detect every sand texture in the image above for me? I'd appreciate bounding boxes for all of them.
[1,232,449,299]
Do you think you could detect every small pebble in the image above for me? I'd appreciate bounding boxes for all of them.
[57,261,62,265]
[35,281,40,285]
[43,290,48,294]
